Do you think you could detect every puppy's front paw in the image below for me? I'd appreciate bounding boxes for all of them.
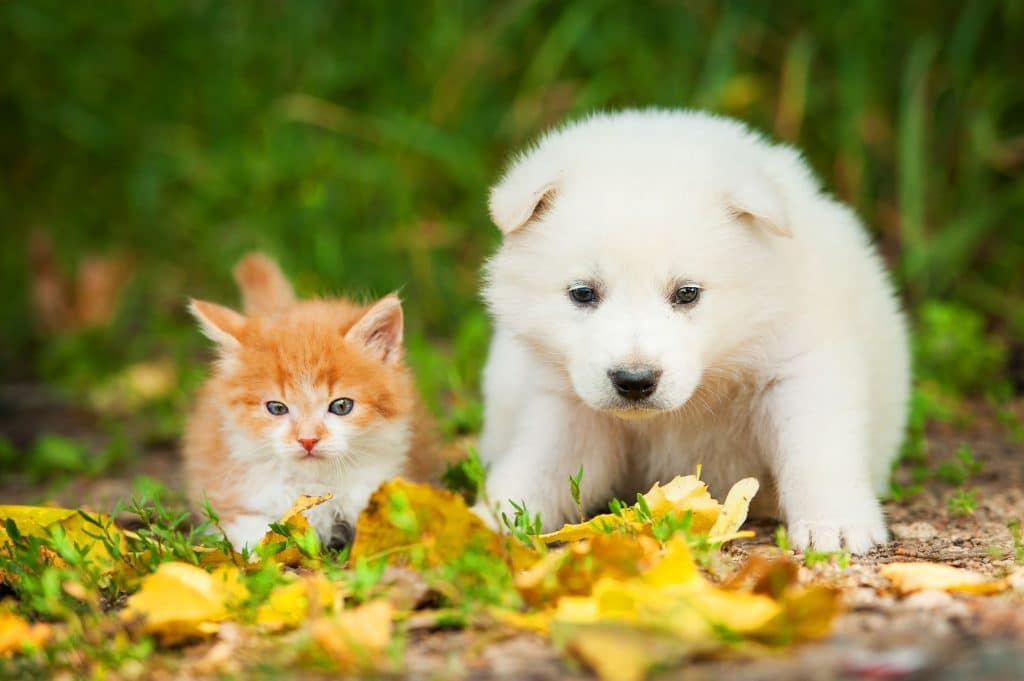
[470,501,501,531]
[787,515,888,555]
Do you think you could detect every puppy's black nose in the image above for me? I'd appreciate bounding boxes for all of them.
[608,367,661,400]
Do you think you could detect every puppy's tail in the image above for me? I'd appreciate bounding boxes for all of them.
[233,252,295,315]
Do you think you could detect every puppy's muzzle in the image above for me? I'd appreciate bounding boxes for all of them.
[608,366,661,401]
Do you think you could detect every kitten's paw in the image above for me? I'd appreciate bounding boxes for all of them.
[222,515,273,556]
[787,516,888,555]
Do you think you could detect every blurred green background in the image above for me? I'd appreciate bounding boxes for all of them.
[1,1,1021,483]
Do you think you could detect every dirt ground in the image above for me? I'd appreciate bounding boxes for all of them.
[2,387,1023,680]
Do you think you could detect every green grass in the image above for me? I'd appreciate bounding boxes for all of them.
[0,2,1021,476]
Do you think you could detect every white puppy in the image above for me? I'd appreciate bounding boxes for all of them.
[477,109,909,554]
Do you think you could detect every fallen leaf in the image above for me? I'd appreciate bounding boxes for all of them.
[310,599,393,669]
[350,479,533,569]
[0,506,126,577]
[257,493,333,564]
[720,551,799,597]
[121,562,248,644]
[708,477,760,539]
[880,562,1008,595]
[515,534,660,608]
[256,573,338,631]
[539,474,759,545]
[556,622,692,681]
[0,612,51,656]
[27,230,132,333]
[504,537,840,678]
[553,540,783,639]
[89,360,177,413]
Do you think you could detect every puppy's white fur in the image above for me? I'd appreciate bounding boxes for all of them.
[478,109,909,554]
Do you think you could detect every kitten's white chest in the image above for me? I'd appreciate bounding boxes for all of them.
[238,453,406,546]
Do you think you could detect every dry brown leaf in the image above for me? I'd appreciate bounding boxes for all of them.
[0,612,51,656]
[121,562,248,644]
[720,551,799,597]
[880,562,1008,595]
[27,230,132,333]
[310,599,393,669]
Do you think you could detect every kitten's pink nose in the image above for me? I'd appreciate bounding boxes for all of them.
[298,437,320,453]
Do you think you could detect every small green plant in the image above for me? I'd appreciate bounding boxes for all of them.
[501,499,543,545]
[935,443,984,485]
[441,447,487,505]
[608,497,628,517]
[802,548,851,569]
[569,465,585,523]
[774,526,849,568]
[914,301,1008,396]
[947,487,978,516]
[1008,519,1024,564]
[774,525,791,552]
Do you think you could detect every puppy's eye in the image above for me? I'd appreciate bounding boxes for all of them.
[266,401,289,416]
[673,286,701,306]
[328,398,354,416]
[568,286,599,306]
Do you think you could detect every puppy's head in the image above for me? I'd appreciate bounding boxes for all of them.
[484,110,795,416]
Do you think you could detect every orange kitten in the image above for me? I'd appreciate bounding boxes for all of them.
[183,253,441,551]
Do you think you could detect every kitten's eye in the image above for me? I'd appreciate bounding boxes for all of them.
[568,285,599,306]
[328,398,354,416]
[672,286,702,306]
[266,401,289,416]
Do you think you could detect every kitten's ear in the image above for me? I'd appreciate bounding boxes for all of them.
[346,295,404,364]
[188,299,246,350]
[233,252,295,315]
[725,165,792,238]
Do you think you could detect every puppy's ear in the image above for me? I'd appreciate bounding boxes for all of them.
[488,147,560,235]
[189,299,246,350]
[725,167,792,238]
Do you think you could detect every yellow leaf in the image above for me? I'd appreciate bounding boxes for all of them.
[640,536,700,587]
[641,476,719,531]
[490,607,553,635]
[0,612,51,656]
[0,506,78,537]
[515,534,659,607]
[769,584,841,641]
[538,474,759,545]
[256,573,338,631]
[350,479,534,569]
[257,493,333,565]
[557,622,691,681]
[311,600,393,669]
[122,562,248,644]
[89,359,176,412]
[880,562,1008,595]
[0,505,125,576]
[708,478,759,539]
[538,540,836,655]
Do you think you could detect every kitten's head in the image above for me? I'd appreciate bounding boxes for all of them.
[189,292,414,468]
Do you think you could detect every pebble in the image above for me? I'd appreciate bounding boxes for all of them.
[890,522,939,540]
